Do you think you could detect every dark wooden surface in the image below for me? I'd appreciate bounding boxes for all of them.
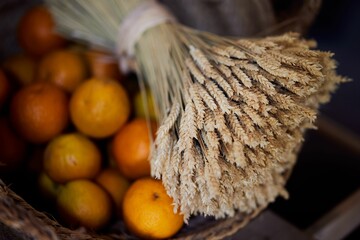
[227,210,313,240]
[229,187,360,240]
[306,189,360,240]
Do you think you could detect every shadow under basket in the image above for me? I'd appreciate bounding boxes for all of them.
[0,0,321,239]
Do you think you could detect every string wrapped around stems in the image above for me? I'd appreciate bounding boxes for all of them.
[45,0,346,221]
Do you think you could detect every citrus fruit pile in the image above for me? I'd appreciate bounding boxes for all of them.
[0,5,183,239]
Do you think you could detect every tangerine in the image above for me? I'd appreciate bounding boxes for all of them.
[43,133,101,183]
[17,5,66,57]
[96,168,130,216]
[10,82,69,143]
[38,172,62,200]
[112,118,157,180]
[122,178,184,239]
[37,50,87,92]
[70,78,130,138]
[85,49,123,80]
[2,53,37,86]
[57,179,111,230]
[134,89,158,120]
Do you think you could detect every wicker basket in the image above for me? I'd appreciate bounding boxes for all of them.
[0,0,321,239]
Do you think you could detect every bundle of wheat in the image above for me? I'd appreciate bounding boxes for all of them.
[44,0,346,222]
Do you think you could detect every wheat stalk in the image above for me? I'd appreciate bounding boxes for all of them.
[46,0,346,220]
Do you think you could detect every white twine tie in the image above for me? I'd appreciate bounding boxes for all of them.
[116,0,176,73]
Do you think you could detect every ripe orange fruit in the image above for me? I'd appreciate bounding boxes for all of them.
[38,172,62,200]
[57,179,112,230]
[17,5,67,57]
[0,118,27,171]
[2,53,37,86]
[37,50,87,92]
[96,168,130,216]
[10,82,69,143]
[0,69,10,109]
[85,49,123,80]
[134,89,158,120]
[70,78,130,138]
[122,178,184,239]
[43,133,102,183]
[112,118,157,180]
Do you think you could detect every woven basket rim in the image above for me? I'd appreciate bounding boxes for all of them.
[0,162,297,240]
[0,179,264,240]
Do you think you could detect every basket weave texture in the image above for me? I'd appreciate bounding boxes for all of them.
[0,0,321,239]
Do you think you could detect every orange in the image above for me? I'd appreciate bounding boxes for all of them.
[57,179,111,230]
[85,49,123,80]
[112,118,156,180]
[134,89,158,120]
[122,178,184,239]
[38,172,62,200]
[43,133,101,183]
[10,82,69,143]
[2,53,37,86]
[37,50,87,92]
[17,5,67,57]
[0,118,27,171]
[96,168,130,216]
[0,69,10,109]
[70,78,130,138]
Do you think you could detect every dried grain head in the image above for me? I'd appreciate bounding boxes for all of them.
[151,32,346,220]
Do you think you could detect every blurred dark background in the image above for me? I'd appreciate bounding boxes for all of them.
[308,0,360,134]
[269,0,360,239]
